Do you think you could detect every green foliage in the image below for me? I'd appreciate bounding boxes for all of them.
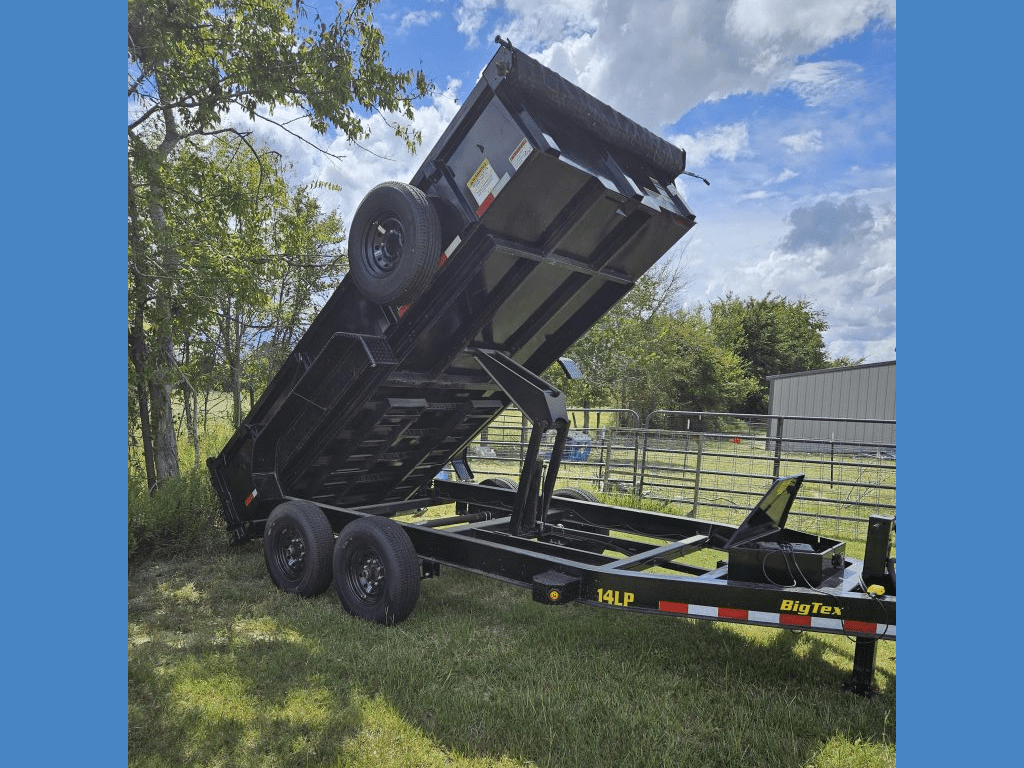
[547,268,769,418]
[129,469,223,561]
[709,292,833,413]
[546,266,689,416]
[128,0,431,147]
[828,354,866,368]
[667,309,759,413]
[128,0,432,487]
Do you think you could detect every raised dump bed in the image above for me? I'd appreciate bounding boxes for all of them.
[208,38,696,541]
[208,39,894,695]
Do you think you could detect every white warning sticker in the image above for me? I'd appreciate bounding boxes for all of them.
[467,158,499,206]
[509,137,533,170]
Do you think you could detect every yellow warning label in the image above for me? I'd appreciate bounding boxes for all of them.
[467,158,498,205]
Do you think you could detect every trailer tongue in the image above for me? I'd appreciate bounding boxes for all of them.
[208,38,895,695]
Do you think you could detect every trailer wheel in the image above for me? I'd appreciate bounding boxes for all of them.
[553,487,598,503]
[465,477,519,516]
[552,488,608,553]
[348,181,441,306]
[263,500,335,596]
[482,477,518,491]
[333,516,420,625]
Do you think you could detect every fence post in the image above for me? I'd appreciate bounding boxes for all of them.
[691,432,704,517]
[773,417,785,478]
[520,411,528,465]
[630,428,638,493]
[639,418,657,497]
[601,428,613,493]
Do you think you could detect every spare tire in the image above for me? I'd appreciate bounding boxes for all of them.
[348,181,441,306]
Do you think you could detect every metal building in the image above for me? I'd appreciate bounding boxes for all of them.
[766,361,896,454]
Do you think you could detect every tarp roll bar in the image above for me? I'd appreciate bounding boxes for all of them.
[494,37,688,178]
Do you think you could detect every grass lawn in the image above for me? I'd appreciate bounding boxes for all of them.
[129,541,895,768]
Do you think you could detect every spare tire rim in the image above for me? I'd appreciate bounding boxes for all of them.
[366,216,405,276]
[349,545,386,604]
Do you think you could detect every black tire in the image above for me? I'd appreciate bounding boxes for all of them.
[552,488,608,553]
[348,181,441,306]
[465,477,519,516]
[263,500,335,596]
[333,516,421,625]
[482,477,518,491]
[553,487,598,503]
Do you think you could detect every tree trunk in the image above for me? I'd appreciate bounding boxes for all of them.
[137,107,185,483]
[130,347,157,489]
[233,310,244,426]
[218,298,244,428]
[128,171,158,490]
[149,334,180,482]
[182,376,201,471]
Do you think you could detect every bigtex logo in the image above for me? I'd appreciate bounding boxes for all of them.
[780,599,842,617]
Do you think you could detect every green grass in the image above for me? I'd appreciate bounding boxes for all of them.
[129,543,895,768]
[130,404,894,766]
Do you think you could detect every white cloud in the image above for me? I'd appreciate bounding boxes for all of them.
[725,0,895,45]
[771,168,798,183]
[455,0,894,131]
[782,197,875,254]
[787,61,864,106]
[670,123,750,166]
[780,129,823,154]
[692,195,896,362]
[399,10,441,34]
[455,0,499,45]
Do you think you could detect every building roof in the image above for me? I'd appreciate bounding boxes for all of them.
[766,360,895,382]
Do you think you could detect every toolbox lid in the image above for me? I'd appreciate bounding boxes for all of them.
[724,475,805,549]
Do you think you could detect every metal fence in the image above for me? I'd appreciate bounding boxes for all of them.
[461,408,896,542]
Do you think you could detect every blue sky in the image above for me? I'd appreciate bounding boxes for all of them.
[232,0,896,364]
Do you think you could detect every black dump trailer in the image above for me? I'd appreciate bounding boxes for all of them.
[208,39,895,695]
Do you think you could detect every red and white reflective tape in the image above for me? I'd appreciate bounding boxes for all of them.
[475,172,511,217]
[657,600,895,639]
[397,236,464,317]
[439,235,462,266]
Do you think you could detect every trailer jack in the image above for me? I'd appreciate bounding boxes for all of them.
[844,637,880,697]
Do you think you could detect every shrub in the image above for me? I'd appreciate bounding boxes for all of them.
[129,469,223,562]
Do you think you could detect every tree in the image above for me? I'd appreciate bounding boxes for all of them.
[667,309,758,414]
[128,0,431,487]
[708,292,831,413]
[545,265,687,419]
[249,183,347,390]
